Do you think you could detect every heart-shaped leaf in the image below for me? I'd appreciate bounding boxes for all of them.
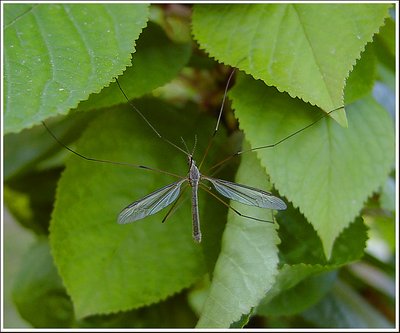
[229,75,394,258]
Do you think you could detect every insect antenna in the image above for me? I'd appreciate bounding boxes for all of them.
[191,135,197,157]
[198,67,237,170]
[180,136,190,155]
[198,57,247,170]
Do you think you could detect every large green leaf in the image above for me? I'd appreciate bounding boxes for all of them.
[196,142,280,328]
[4,3,149,133]
[229,76,394,258]
[49,98,225,317]
[193,4,390,125]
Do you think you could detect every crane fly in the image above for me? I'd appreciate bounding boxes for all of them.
[43,64,342,243]
[112,68,288,243]
[117,153,287,242]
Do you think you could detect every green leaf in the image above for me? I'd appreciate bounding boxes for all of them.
[230,75,394,258]
[3,126,51,180]
[257,264,329,312]
[277,204,368,266]
[329,217,369,266]
[12,239,74,327]
[76,21,192,112]
[196,142,280,328]
[4,3,149,133]
[257,210,368,316]
[4,109,95,181]
[49,98,226,317]
[257,271,337,316]
[302,279,393,328]
[193,4,390,126]
[276,206,327,265]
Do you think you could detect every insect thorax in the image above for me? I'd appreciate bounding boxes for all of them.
[188,155,201,186]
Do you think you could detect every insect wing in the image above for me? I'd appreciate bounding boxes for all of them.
[118,179,187,224]
[204,177,287,210]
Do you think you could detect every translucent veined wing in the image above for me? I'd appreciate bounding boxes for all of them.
[118,179,187,224]
[203,176,287,210]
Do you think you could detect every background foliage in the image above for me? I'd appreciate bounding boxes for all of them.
[3,3,396,328]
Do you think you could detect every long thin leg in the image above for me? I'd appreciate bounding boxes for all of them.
[199,183,274,224]
[115,78,189,156]
[42,121,184,179]
[206,105,345,175]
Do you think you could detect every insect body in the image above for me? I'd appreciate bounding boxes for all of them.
[188,156,202,242]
